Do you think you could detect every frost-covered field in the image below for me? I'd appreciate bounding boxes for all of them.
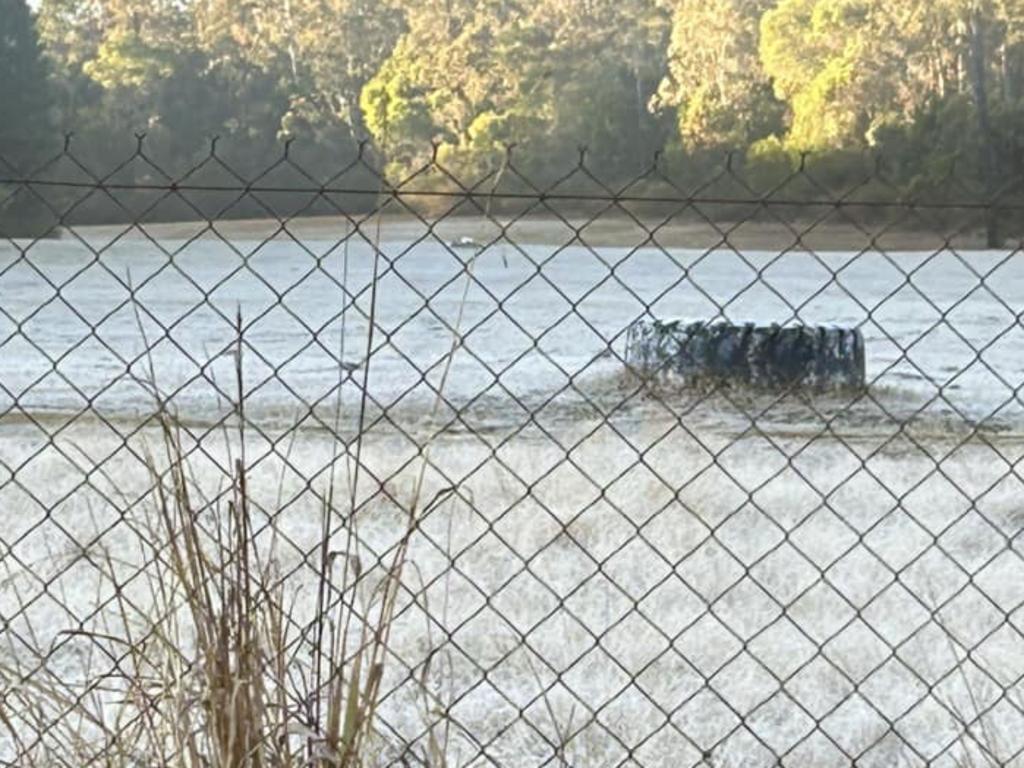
[3,221,1024,766]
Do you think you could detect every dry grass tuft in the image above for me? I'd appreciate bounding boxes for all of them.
[0,242,451,764]
[0,397,425,767]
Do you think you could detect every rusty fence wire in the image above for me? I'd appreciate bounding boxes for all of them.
[3,138,1024,767]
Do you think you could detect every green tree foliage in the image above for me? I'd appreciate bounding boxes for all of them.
[1,0,54,235]
[1,0,53,158]
[8,0,1024,216]
[654,0,783,151]
[362,0,671,181]
[759,1,962,150]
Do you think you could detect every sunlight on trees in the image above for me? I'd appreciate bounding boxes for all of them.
[3,0,1024,205]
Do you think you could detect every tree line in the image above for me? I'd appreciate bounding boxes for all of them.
[3,0,1024,231]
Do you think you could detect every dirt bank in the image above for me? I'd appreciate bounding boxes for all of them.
[61,212,1001,252]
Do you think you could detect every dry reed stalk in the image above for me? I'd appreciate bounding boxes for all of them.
[0,198,473,765]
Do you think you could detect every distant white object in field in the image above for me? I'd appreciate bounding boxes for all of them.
[449,236,482,250]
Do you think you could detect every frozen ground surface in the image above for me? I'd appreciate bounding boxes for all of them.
[2,220,1024,766]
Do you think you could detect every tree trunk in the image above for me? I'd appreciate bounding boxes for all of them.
[968,9,1002,248]
[1000,42,1011,102]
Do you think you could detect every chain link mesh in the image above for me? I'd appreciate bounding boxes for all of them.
[3,138,1024,767]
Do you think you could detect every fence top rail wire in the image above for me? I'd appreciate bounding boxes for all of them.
[5,174,1024,213]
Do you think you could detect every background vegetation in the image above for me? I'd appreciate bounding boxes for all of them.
[3,0,1024,232]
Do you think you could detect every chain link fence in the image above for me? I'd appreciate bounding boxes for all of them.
[3,138,1024,767]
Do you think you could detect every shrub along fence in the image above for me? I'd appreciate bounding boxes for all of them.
[2,139,1024,767]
